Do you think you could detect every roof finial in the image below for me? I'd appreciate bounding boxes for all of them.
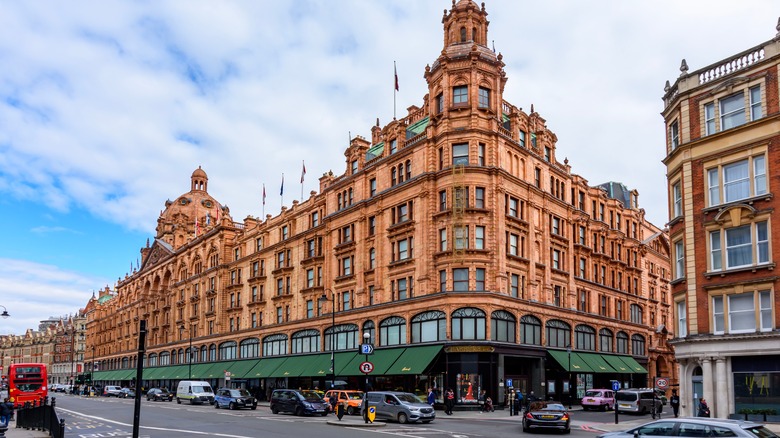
[679,59,688,77]
[664,80,671,93]
[775,17,780,40]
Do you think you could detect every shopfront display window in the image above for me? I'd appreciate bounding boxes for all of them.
[457,373,481,404]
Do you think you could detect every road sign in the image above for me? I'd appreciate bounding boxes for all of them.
[360,361,374,374]
[655,377,669,389]
[360,344,374,355]
[612,381,621,391]
[368,406,376,422]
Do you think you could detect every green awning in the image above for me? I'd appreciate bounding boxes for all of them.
[617,356,647,374]
[156,365,188,380]
[385,345,442,375]
[294,352,357,378]
[143,367,162,380]
[577,352,618,373]
[548,350,594,373]
[341,347,405,376]
[226,360,261,379]
[270,356,312,378]
[601,354,632,373]
[118,369,139,381]
[202,362,230,379]
[247,357,288,379]
[93,370,114,381]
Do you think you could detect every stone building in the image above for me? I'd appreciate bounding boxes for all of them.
[88,0,673,407]
[661,19,780,417]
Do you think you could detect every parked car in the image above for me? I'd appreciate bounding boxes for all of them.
[522,400,571,433]
[119,388,136,398]
[103,385,122,397]
[214,388,257,410]
[596,418,779,438]
[176,381,215,405]
[362,391,435,424]
[146,388,174,402]
[270,389,328,416]
[581,389,614,411]
[323,390,364,415]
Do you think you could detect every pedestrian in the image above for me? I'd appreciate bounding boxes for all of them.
[478,389,487,413]
[0,398,11,427]
[514,389,524,414]
[445,388,455,415]
[526,390,537,410]
[697,398,710,417]
[669,390,680,418]
[427,387,436,407]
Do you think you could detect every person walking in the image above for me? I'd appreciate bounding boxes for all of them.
[0,398,11,428]
[444,388,455,415]
[427,387,436,408]
[669,390,680,418]
[697,398,710,417]
[478,389,487,413]
[514,389,524,414]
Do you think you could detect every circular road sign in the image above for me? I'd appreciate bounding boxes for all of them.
[360,361,374,374]
[655,377,669,389]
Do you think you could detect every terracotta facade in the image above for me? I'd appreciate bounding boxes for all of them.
[84,0,673,406]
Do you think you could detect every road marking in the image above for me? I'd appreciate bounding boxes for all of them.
[57,407,256,437]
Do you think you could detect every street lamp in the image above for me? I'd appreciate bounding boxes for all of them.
[319,290,336,389]
[566,346,572,410]
[180,323,194,380]
[0,305,9,319]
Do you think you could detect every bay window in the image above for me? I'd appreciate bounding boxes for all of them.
[709,221,768,271]
[712,290,773,334]
[707,154,766,206]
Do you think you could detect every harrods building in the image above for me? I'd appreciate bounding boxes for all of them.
[87,0,673,407]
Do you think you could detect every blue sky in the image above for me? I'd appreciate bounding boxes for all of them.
[0,0,775,335]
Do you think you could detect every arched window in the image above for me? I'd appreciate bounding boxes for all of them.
[122,357,129,369]
[177,348,184,364]
[209,344,217,361]
[521,315,542,345]
[188,346,197,363]
[411,311,446,343]
[263,334,288,356]
[451,307,486,340]
[460,26,467,42]
[200,346,208,362]
[491,310,516,343]
[545,320,571,348]
[616,332,629,354]
[159,351,170,366]
[599,328,614,352]
[575,324,596,351]
[291,330,320,354]
[240,338,260,358]
[148,353,158,367]
[362,320,375,345]
[324,324,359,351]
[379,316,407,346]
[631,334,646,356]
[219,341,237,360]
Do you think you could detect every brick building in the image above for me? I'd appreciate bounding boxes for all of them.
[87,0,673,407]
[662,20,780,417]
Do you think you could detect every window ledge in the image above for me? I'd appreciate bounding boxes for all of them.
[704,262,775,279]
[703,193,774,214]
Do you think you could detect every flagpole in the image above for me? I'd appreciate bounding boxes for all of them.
[300,160,306,202]
[262,183,266,217]
[280,173,284,207]
[393,61,397,120]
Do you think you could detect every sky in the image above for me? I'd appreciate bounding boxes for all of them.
[0,0,776,336]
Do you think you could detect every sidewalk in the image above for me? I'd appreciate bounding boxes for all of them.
[2,423,50,438]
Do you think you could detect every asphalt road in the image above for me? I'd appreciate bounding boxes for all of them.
[48,393,657,438]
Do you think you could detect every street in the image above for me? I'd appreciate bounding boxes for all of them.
[42,393,663,438]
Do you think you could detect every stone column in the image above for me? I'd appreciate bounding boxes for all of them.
[702,357,714,413]
[715,357,727,418]
[678,359,690,417]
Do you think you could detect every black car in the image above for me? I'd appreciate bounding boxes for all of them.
[522,401,571,433]
[118,388,136,398]
[146,388,174,402]
[270,389,328,416]
[214,388,257,410]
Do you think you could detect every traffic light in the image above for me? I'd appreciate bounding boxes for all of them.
[85,373,91,384]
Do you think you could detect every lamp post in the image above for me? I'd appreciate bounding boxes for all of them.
[70,325,76,389]
[180,323,194,380]
[319,290,336,389]
[0,305,9,318]
[566,346,572,410]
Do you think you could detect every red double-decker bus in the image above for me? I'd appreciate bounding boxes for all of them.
[7,363,48,407]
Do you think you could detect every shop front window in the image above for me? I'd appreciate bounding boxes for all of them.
[456,373,482,404]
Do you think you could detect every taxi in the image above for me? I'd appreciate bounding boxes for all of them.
[323,390,365,415]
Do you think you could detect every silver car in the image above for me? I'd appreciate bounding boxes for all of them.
[597,418,778,438]
[363,391,435,424]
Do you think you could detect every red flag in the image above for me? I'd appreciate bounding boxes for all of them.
[394,62,399,91]
[263,184,266,205]
[301,161,306,183]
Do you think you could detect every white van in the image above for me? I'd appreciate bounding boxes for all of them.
[176,380,215,405]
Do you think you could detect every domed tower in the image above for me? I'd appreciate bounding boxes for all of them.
[424,0,507,124]
[155,166,225,250]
